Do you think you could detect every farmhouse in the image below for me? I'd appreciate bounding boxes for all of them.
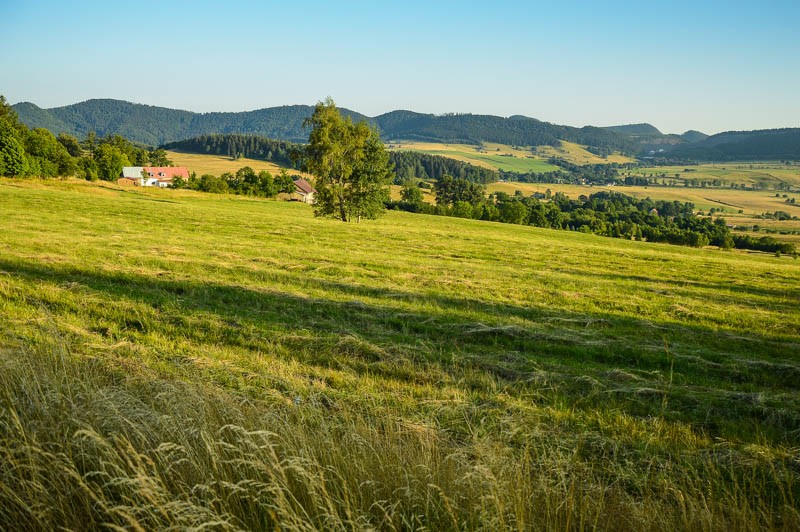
[118,166,190,188]
[291,178,317,204]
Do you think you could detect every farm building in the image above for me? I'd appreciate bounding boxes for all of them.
[292,178,317,204]
[118,166,190,188]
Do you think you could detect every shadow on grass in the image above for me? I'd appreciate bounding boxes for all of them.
[2,256,799,443]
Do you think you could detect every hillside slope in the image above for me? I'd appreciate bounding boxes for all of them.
[1,178,798,528]
[13,98,635,152]
[668,128,800,161]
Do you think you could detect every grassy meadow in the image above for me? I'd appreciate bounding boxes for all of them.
[389,141,562,172]
[1,178,799,529]
[535,140,635,165]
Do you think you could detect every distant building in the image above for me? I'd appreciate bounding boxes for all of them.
[118,166,190,188]
[291,177,317,204]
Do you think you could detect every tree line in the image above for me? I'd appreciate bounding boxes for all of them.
[389,177,796,255]
[162,134,298,167]
[170,166,297,197]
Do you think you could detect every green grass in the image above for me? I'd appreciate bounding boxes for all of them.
[1,178,799,529]
[426,150,561,173]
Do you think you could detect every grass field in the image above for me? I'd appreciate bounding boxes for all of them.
[1,178,799,529]
[166,150,310,178]
[390,140,632,171]
[627,163,800,188]
[390,141,562,172]
[535,140,635,165]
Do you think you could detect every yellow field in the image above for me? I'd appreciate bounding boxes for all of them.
[534,140,635,165]
[166,150,312,178]
[387,141,499,170]
[388,140,630,170]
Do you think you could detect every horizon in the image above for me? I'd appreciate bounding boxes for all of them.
[2,0,799,136]
[12,95,798,138]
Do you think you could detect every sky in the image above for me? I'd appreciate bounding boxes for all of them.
[1,0,799,135]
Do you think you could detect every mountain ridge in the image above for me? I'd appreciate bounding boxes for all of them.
[12,98,800,161]
[12,98,636,153]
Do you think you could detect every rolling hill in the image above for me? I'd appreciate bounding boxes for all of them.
[667,128,800,161]
[13,98,636,153]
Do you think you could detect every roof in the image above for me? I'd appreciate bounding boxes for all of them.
[121,166,144,178]
[143,166,190,180]
[293,177,316,195]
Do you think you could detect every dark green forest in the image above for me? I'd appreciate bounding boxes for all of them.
[14,99,635,153]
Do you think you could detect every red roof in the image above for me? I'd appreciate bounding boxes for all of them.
[293,177,316,194]
[143,166,190,180]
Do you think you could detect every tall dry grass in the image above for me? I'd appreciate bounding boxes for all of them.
[1,329,797,531]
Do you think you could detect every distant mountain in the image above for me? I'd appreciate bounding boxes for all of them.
[12,99,371,146]
[604,124,711,155]
[603,123,663,137]
[12,98,636,153]
[680,130,709,143]
[667,128,800,161]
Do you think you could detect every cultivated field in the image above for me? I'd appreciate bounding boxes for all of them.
[389,141,562,172]
[1,178,799,529]
[166,150,310,178]
[535,140,635,165]
[626,162,800,188]
[390,140,632,170]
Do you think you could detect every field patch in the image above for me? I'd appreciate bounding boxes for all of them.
[390,141,562,172]
[165,150,310,178]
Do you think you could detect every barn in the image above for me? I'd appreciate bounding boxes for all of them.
[292,178,317,204]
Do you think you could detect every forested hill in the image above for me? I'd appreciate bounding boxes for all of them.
[12,99,372,146]
[13,99,635,153]
[665,128,800,161]
[603,123,663,137]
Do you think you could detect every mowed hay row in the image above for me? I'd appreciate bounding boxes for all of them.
[1,178,799,529]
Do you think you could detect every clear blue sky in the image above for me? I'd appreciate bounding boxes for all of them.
[1,0,798,134]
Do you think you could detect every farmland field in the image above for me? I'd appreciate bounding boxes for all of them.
[165,149,309,178]
[1,178,799,529]
[389,141,562,172]
[535,140,635,165]
[626,162,800,188]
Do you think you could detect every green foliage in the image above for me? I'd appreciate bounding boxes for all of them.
[389,150,497,183]
[301,98,391,222]
[56,132,82,157]
[0,126,27,177]
[434,175,486,206]
[93,143,130,181]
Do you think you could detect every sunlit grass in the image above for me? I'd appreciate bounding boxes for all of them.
[1,177,799,529]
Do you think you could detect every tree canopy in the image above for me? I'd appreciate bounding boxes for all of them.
[300,99,392,222]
